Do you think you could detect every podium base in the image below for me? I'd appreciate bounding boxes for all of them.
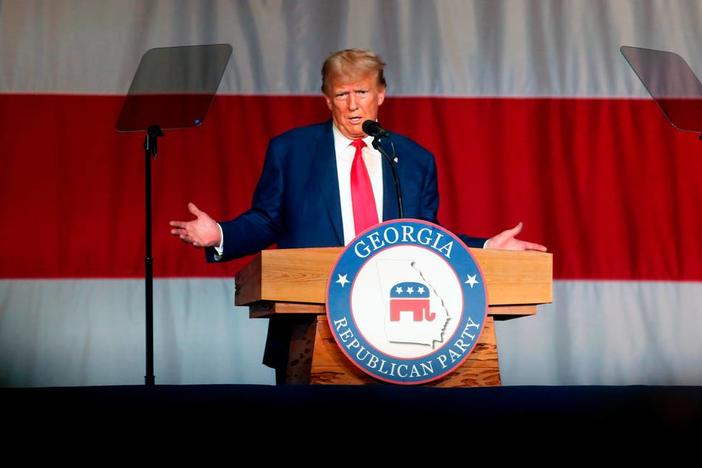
[279,315,501,387]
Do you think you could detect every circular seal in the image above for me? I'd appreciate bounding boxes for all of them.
[326,219,488,385]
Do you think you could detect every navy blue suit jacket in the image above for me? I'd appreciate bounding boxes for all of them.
[207,120,485,262]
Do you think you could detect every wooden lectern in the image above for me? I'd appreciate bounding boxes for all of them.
[235,247,552,387]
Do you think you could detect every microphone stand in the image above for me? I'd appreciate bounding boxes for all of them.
[372,135,404,218]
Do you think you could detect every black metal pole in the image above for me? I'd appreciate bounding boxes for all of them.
[144,125,162,386]
[372,136,404,218]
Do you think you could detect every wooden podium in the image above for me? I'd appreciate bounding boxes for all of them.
[235,247,552,387]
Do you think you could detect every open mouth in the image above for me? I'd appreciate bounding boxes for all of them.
[349,116,362,124]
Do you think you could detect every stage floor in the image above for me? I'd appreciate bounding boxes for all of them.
[3,384,700,438]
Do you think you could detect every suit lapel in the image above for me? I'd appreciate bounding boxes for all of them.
[313,122,344,245]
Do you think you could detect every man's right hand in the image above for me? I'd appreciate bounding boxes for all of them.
[169,202,221,248]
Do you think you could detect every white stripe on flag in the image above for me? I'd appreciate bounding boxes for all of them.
[1,0,701,96]
[0,279,274,387]
[2,279,701,386]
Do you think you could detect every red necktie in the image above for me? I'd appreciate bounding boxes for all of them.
[350,139,379,235]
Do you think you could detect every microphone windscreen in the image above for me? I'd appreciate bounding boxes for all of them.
[362,120,386,137]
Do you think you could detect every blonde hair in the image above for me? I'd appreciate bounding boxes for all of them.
[321,48,387,95]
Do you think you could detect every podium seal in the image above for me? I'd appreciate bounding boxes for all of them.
[326,219,488,385]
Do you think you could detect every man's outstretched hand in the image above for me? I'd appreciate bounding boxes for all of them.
[486,222,547,251]
[169,202,221,248]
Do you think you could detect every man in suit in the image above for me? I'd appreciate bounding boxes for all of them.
[170,48,546,379]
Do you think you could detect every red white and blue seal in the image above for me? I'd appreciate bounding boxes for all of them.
[326,219,488,385]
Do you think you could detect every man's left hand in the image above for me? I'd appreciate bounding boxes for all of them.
[486,222,547,251]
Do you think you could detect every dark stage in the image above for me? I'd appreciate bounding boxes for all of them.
[3,384,700,446]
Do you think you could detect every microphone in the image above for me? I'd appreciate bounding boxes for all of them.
[362,120,390,138]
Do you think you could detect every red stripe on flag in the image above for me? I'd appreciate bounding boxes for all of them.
[1,95,701,280]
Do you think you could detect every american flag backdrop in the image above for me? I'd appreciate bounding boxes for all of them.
[1,0,701,386]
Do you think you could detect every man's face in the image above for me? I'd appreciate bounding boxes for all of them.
[324,73,386,139]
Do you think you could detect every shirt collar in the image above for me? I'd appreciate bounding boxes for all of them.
[332,123,374,159]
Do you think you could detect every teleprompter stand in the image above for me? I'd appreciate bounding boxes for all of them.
[116,44,232,385]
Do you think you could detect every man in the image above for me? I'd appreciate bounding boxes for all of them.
[170,49,546,379]
[170,48,545,253]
